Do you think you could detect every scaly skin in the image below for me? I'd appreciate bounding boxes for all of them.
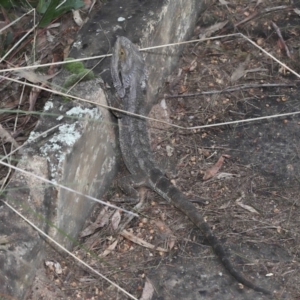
[109,36,272,296]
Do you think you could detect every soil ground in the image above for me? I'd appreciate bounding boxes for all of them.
[26,1,300,299]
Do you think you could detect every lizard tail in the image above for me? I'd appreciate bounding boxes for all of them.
[149,168,272,296]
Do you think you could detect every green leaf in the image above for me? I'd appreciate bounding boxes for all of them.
[36,0,51,13]
[38,0,84,28]
[4,31,13,47]
[0,0,18,8]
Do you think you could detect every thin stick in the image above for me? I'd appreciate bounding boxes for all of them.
[0,9,35,33]
[1,30,299,131]
[0,34,239,73]
[1,75,300,131]
[166,83,296,98]
[186,111,300,130]
[0,24,38,63]
[33,8,37,63]
[271,21,291,58]
[0,145,12,191]
[239,33,299,78]
[1,54,112,73]
[0,160,138,217]
[1,31,299,79]
[0,124,61,162]
[1,200,138,300]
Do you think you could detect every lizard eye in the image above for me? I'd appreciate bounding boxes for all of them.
[120,48,125,57]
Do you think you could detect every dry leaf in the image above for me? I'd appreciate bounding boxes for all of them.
[47,23,61,29]
[80,206,109,238]
[73,10,84,27]
[219,201,231,209]
[231,55,250,82]
[111,210,121,230]
[45,261,62,275]
[215,172,235,180]
[99,239,118,257]
[153,220,176,250]
[0,234,16,245]
[121,229,168,252]
[294,8,300,16]
[219,0,229,5]
[28,86,41,112]
[14,69,59,84]
[203,154,230,180]
[199,20,228,40]
[0,124,19,148]
[46,30,55,42]
[166,145,174,157]
[179,85,188,94]
[255,0,264,8]
[236,200,260,214]
[140,278,154,300]
[189,59,197,72]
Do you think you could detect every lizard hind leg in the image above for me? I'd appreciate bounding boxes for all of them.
[112,174,148,204]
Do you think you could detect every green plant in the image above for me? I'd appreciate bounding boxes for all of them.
[0,0,84,27]
[37,0,84,27]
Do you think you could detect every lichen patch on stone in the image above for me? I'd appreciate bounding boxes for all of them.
[44,101,53,111]
[66,106,100,120]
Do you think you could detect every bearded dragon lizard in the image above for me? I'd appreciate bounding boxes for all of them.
[109,36,272,296]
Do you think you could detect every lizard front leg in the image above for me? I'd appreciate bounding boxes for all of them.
[107,93,124,118]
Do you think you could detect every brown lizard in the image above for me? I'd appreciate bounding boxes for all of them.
[109,36,272,296]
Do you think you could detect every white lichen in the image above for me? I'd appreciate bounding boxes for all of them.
[44,101,53,111]
[66,106,99,119]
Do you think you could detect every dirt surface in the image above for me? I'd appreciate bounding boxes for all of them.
[27,1,300,300]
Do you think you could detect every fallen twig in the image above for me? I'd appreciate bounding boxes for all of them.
[166,83,296,98]
[235,5,291,28]
[271,21,292,59]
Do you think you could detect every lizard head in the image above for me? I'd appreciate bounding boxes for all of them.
[111,36,146,99]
